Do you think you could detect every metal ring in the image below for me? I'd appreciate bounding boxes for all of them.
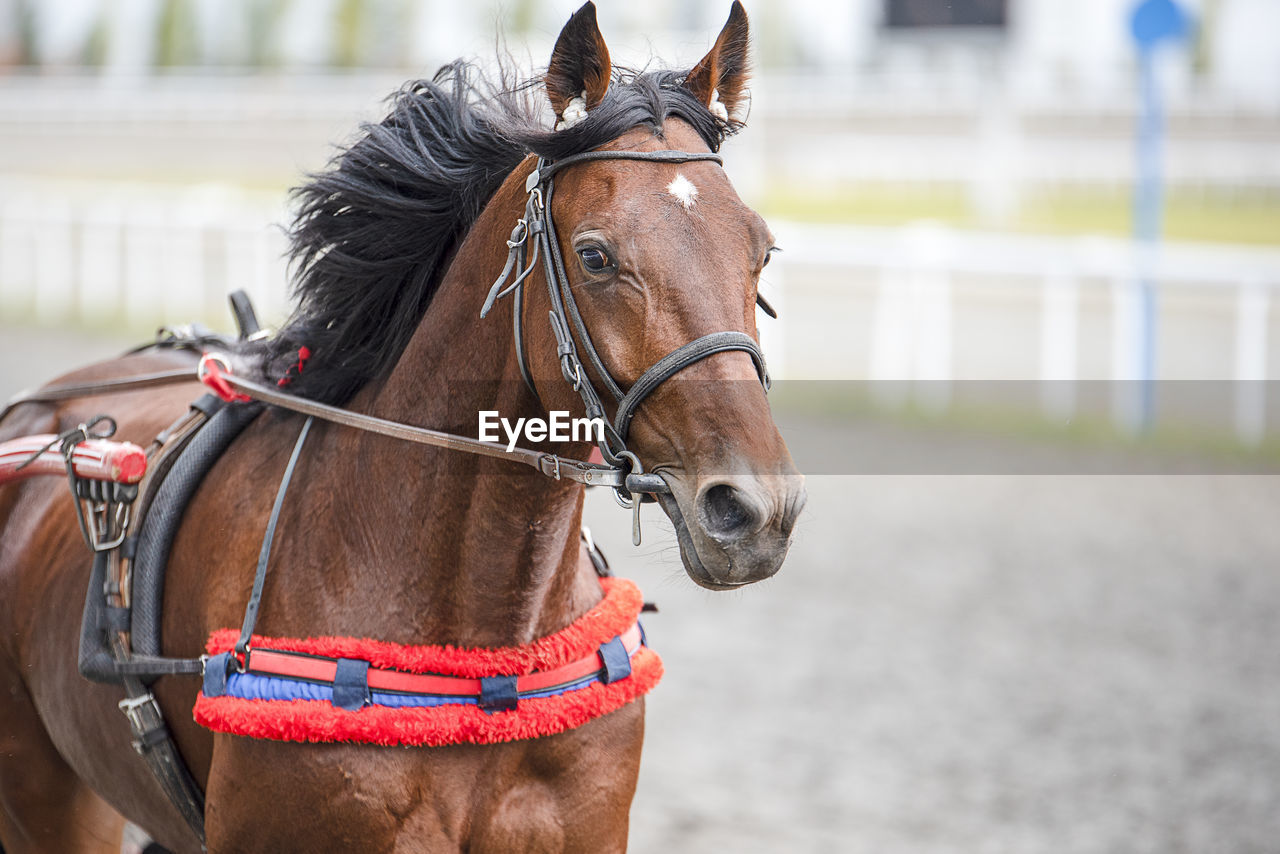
[611,450,643,509]
[196,352,233,382]
[506,219,528,249]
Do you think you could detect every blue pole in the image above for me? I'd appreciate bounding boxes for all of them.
[1134,46,1161,432]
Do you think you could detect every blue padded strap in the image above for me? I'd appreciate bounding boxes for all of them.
[598,636,632,684]
[332,658,370,711]
[203,651,233,698]
[478,675,519,713]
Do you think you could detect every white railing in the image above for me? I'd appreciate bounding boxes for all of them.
[0,177,292,331]
[764,221,1280,443]
[3,72,1278,195]
[1,178,1276,444]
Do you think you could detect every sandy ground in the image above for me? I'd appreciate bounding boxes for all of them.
[4,325,1279,853]
[599,476,1280,854]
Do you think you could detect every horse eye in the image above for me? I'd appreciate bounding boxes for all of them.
[578,247,610,273]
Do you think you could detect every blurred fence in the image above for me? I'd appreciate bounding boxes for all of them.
[1,177,1277,444]
[766,222,1280,443]
[755,73,1280,196]
[3,72,1279,199]
[0,177,292,330]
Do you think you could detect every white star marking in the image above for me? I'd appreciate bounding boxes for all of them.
[666,173,698,210]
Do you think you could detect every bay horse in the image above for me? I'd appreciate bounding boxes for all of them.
[0,3,804,852]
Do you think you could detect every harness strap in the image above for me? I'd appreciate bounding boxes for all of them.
[228,622,644,701]
[613,331,770,442]
[0,368,196,424]
[117,687,207,845]
[539,175,627,402]
[512,276,541,409]
[234,416,314,659]
[210,367,668,495]
[531,149,723,184]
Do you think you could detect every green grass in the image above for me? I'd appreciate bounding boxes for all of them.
[758,185,1280,246]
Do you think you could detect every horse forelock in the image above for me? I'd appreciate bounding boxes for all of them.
[258,60,738,406]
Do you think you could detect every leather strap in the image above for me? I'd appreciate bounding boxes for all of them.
[241,623,643,699]
[531,150,723,184]
[215,368,667,494]
[0,369,196,424]
[117,687,207,845]
[235,417,314,660]
[540,175,626,402]
[612,331,770,442]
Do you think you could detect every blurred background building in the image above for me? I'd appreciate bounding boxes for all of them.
[0,0,1277,450]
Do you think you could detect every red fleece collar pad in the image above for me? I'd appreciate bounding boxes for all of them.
[192,577,662,746]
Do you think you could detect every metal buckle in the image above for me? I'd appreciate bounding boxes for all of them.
[80,498,131,553]
[118,693,159,726]
[559,356,582,390]
[199,651,245,676]
[506,219,528,249]
[118,693,163,753]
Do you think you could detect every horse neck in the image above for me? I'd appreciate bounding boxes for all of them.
[323,161,600,649]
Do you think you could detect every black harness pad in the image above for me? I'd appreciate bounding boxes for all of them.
[78,398,263,684]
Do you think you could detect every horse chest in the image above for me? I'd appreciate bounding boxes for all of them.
[203,702,642,853]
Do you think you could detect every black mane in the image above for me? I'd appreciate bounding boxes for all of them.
[260,60,736,405]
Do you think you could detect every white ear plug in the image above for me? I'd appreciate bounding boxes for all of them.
[556,90,589,131]
[707,88,729,122]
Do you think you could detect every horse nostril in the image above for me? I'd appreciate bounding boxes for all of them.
[699,483,760,541]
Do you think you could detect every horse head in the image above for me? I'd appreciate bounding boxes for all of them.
[516,2,807,589]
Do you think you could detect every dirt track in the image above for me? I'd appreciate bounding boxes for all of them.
[4,326,1279,853]
[595,474,1280,853]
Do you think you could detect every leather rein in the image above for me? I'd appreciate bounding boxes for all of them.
[5,148,773,541]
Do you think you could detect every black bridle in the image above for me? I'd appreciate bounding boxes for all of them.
[482,149,772,516]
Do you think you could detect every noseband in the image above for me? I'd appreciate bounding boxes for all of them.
[482,149,771,511]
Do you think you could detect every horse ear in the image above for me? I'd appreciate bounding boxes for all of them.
[546,2,611,129]
[685,1,751,123]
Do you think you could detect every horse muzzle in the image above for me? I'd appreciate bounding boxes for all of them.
[656,470,806,589]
